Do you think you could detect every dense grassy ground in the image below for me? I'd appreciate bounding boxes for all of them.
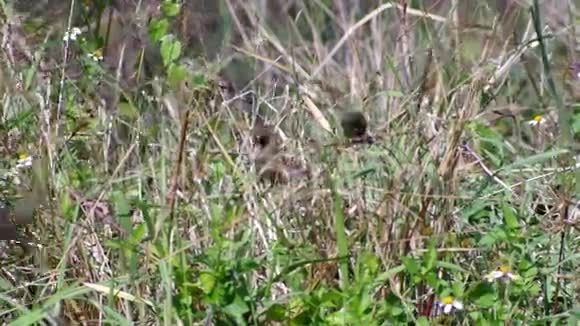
[1,0,579,325]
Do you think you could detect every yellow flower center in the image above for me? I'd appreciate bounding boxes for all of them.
[498,265,510,273]
[93,48,103,57]
[441,296,454,304]
[533,115,543,122]
[18,153,29,160]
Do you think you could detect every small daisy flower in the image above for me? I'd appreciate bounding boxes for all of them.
[63,27,83,42]
[15,153,33,169]
[528,115,546,126]
[485,265,519,282]
[87,48,103,62]
[437,296,464,314]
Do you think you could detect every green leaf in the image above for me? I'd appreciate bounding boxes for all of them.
[417,317,430,326]
[239,258,260,272]
[425,271,440,289]
[374,265,405,283]
[467,282,495,307]
[130,223,146,242]
[162,2,181,16]
[390,306,403,316]
[479,227,507,247]
[160,36,181,67]
[102,305,134,326]
[59,190,73,215]
[148,18,169,42]
[358,251,379,278]
[423,241,437,271]
[223,295,250,320]
[167,63,188,87]
[479,233,497,247]
[435,261,468,273]
[452,281,465,298]
[197,272,216,294]
[501,201,518,229]
[7,308,46,325]
[402,256,420,275]
[462,201,491,220]
[193,73,207,86]
[265,303,286,321]
[475,293,496,307]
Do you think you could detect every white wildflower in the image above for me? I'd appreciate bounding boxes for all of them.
[63,27,83,42]
[528,115,546,127]
[87,53,102,62]
[437,296,464,314]
[15,154,32,169]
[485,265,519,282]
[87,48,103,62]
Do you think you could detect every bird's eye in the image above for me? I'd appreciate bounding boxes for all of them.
[243,93,255,105]
[218,80,230,91]
[256,135,269,147]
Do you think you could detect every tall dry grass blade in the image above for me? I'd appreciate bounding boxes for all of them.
[302,95,333,133]
[311,3,446,79]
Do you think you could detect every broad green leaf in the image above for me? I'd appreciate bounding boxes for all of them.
[452,281,465,297]
[402,256,419,275]
[501,201,518,229]
[265,303,286,321]
[162,2,181,16]
[168,63,188,87]
[223,295,249,320]
[475,293,496,307]
[417,317,430,326]
[160,36,181,67]
[467,282,495,306]
[148,18,169,42]
[479,233,497,247]
[197,272,216,294]
[390,306,404,316]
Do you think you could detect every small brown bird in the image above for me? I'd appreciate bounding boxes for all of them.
[250,124,310,184]
[340,111,374,144]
